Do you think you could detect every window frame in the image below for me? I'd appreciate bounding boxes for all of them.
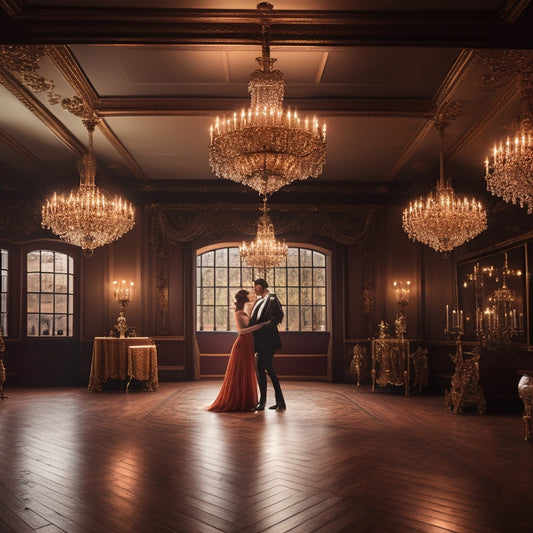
[196,243,330,332]
[24,247,77,338]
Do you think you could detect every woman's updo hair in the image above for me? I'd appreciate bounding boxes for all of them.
[234,289,249,309]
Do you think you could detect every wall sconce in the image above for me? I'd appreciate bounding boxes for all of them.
[393,280,411,308]
[111,280,135,338]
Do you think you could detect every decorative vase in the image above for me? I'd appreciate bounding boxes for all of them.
[518,371,533,441]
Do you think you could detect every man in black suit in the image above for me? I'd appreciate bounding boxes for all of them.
[248,278,286,411]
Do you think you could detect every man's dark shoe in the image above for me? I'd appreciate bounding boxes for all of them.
[269,402,286,410]
[252,403,265,411]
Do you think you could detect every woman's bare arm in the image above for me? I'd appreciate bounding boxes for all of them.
[235,310,268,335]
[238,322,268,335]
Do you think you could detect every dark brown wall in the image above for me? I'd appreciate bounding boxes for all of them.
[1,198,532,406]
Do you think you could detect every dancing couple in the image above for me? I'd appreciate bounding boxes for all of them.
[208,278,286,412]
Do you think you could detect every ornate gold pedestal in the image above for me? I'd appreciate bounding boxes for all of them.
[371,338,410,396]
[445,343,486,414]
[517,371,533,441]
[350,344,367,387]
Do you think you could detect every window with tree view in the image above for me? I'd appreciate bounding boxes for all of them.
[27,250,74,337]
[1,249,7,336]
[197,246,328,332]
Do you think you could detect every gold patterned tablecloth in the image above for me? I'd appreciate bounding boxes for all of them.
[88,337,153,392]
[127,345,159,392]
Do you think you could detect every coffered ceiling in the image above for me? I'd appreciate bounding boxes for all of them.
[1,1,533,208]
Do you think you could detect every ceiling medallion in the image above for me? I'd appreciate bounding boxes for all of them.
[402,119,487,254]
[41,114,135,256]
[208,2,326,199]
[484,59,533,213]
[239,198,287,277]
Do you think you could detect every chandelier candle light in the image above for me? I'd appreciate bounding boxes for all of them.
[240,199,288,278]
[402,120,487,254]
[112,280,134,339]
[41,117,135,256]
[485,117,533,213]
[208,2,326,199]
[484,60,533,213]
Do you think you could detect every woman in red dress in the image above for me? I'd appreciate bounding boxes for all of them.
[207,289,268,412]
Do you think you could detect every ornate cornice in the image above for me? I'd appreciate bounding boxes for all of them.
[96,120,147,184]
[0,64,85,157]
[45,45,147,184]
[46,45,98,104]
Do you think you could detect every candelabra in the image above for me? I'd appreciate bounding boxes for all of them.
[111,280,135,338]
[445,304,464,340]
[393,281,411,339]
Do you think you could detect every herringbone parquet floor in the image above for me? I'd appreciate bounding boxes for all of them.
[0,381,532,533]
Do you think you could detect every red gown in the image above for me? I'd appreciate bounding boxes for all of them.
[207,332,258,412]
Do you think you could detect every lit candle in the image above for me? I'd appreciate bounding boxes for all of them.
[446,304,449,331]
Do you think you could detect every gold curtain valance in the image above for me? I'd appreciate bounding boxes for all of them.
[147,203,380,248]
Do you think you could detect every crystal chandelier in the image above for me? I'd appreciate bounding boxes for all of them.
[484,66,533,213]
[240,199,288,276]
[402,120,487,254]
[208,2,326,199]
[42,117,135,256]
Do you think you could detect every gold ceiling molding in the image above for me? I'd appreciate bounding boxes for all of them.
[434,49,477,110]
[385,49,476,182]
[0,44,60,105]
[384,120,434,182]
[46,45,147,184]
[500,0,533,23]
[478,49,533,93]
[96,95,433,119]
[0,64,85,157]
[446,77,521,160]
[0,127,51,174]
[46,45,98,104]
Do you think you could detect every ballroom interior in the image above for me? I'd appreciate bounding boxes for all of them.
[1,1,533,409]
[3,2,533,532]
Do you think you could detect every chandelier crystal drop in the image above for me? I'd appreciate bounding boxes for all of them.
[402,121,487,254]
[484,117,533,213]
[208,2,326,199]
[240,199,288,275]
[41,119,135,256]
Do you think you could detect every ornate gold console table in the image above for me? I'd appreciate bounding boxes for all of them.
[371,338,410,396]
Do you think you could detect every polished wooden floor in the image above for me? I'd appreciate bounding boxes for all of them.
[0,380,532,533]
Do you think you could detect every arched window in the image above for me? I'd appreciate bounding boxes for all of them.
[196,246,328,332]
[26,250,74,337]
[1,249,7,336]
